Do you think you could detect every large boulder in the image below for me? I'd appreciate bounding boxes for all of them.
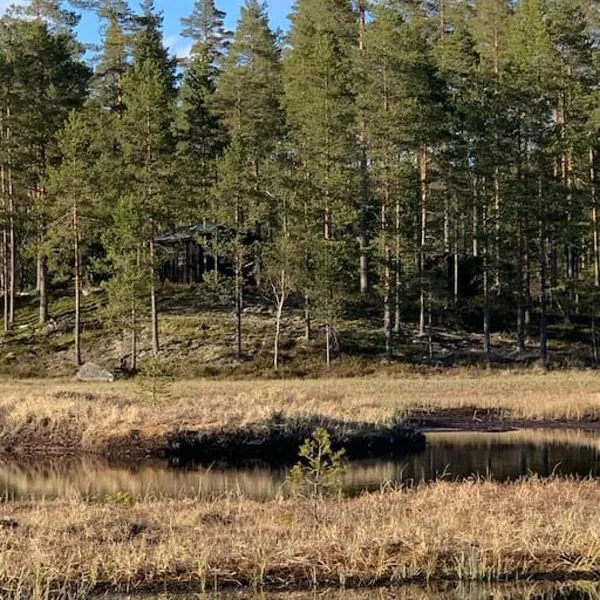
[76,362,114,383]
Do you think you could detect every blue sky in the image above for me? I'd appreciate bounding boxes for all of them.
[89,1,295,58]
[0,1,295,58]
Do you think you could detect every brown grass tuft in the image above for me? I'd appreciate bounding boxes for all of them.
[0,478,599,596]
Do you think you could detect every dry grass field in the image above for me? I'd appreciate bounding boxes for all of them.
[0,478,599,597]
[0,371,599,456]
[0,376,599,598]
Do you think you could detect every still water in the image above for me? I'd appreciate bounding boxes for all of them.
[1,428,600,500]
[113,581,600,599]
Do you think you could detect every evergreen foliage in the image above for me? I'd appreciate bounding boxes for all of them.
[2,0,600,371]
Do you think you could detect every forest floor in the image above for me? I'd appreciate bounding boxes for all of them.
[0,284,598,379]
[0,372,599,459]
[0,478,599,596]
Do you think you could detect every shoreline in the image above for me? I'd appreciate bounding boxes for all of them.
[30,572,600,597]
[1,373,600,460]
[1,409,600,461]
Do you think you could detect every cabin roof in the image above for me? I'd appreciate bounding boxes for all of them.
[155,223,219,244]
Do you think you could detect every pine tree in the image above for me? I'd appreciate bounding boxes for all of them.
[360,0,446,360]
[131,0,177,93]
[117,0,176,357]
[48,109,106,366]
[1,16,90,325]
[7,0,82,33]
[174,0,230,227]
[216,0,284,359]
[284,0,358,363]
[94,0,132,114]
[181,0,230,60]
[506,0,556,366]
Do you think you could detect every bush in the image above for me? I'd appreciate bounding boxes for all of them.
[286,427,345,500]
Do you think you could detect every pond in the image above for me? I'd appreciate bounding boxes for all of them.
[1,428,600,500]
[112,581,600,599]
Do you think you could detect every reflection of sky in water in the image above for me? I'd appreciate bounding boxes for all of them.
[1,429,600,501]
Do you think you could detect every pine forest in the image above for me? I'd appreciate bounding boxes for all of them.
[2,0,600,377]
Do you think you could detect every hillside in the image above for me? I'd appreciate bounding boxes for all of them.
[0,284,597,379]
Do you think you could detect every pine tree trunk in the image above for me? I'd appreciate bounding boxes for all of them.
[524,232,531,339]
[483,201,491,361]
[493,166,501,293]
[453,224,459,305]
[2,229,7,333]
[418,145,428,337]
[1,162,7,333]
[538,176,548,367]
[7,163,14,328]
[130,298,137,373]
[384,243,392,363]
[593,315,598,366]
[591,148,599,288]
[73,203,82,366]
[38,253,48,325]
[150,236,160,356]
[516,217,526,354]
[235,250,243,359]
[325,320,331,369]
[273,270,286,371]
[213,230,219,285]
[472,203,479,258]
[358,0,368,294]
[483,250,491,361]
[394,194,401,333]
[427,291,433,360]
[383,180,392,362]
[2,105,14,329]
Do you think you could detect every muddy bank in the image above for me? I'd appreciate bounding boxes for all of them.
[39,571,600,598]
[408,406,600,433]
[77,581,600,599]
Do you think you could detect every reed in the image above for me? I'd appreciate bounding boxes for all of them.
[0,478,598,596]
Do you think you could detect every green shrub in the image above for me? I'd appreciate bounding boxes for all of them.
[287,427,345,499]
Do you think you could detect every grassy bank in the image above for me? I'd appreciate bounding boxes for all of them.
[0,478,599,597]
[0,372,600,457]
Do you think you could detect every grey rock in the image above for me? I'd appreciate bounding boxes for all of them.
[76,362,114,383]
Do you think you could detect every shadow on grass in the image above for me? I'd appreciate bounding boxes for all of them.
[166,412,425,467]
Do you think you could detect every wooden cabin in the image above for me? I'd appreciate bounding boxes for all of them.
[156,223,225,284]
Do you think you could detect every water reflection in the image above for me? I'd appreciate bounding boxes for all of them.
[1,428,600,500]
[114,581,600,600]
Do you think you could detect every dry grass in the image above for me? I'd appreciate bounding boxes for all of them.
[0,478,600,597]
[0,372,599,453]
[0,372,599,456]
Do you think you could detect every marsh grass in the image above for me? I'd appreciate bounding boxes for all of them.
[0,478,598,597]
[0,374,589,460]
[0,373,599,457]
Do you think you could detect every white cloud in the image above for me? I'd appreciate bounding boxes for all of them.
[166,35,192,60]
